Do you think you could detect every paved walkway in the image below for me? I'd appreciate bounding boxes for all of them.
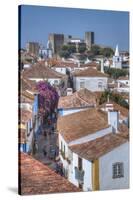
[33,120,58,171]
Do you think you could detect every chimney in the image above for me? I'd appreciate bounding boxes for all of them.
[108,110,119,133]
[101,59,104,73]
[78,61,80,68]
[117,81,120,88]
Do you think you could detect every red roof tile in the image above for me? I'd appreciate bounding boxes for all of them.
[58,88,97,109]
[22,62,67,79]
[19,153,81,195]
[73,68,108,77]
[57,108,108,143]
[70,132,128,161]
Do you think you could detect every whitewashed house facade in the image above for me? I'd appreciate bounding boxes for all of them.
[73,68,108,92]
[57,108,129,191]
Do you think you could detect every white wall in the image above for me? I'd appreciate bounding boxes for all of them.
[52,67,67,75]
[20,103,32,111]
[62,107,89,116]
[82,158,93,191]
[59,134,69,173]
[68,152,79,187]
[73,76,108,92]
[68,152,93,191]
[29,78,61,85]
[23,64,31,68]
[117,79,129,86]
[99,142,129,190]
[68,126,112,146]
[114,87,129,93]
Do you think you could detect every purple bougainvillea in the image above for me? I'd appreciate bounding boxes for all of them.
[36,81,59,116]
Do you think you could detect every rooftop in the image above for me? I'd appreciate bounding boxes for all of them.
[57,108,108,143]
[52,61,98,69]
[99,101,129,118]
[58,88,97,109]
[117,76,129,81]
[19,153,81,195]
[21,76,37,93]
[70,132,128,161]
[22,62,67,79]
[20,91,34,104]
[73,68,108,77]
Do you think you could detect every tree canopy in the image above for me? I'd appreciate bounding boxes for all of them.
[99,90,129,109]
[104,67,128,79]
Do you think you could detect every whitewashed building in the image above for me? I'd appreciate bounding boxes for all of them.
[73,68,108,92]
[57,108,129,191]
[117,76,129,87]
[51,61,98,75]
[111,45,122,69]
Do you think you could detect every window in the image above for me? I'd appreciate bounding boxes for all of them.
[54,80,58,85]
[112,162,124,178]
[64,145,66,158]
[80,81,85,89]
[78,157,82,171]
[61,141,63,152]
[79,183,83,189]
[98,81,103,89]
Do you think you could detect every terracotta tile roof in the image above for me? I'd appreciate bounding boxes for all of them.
[22,62,67,79]
[73,68,108,77]
[53,62,77,68]
[21,76,37,93]
[52,61,98,69]
[70,132,128,161]
[58,88,97,109]
[19,153,81,195]
[57,108,108,143]
[99,101,129,118]
[80,62,99,68]
[20,109,32,124]
[118,76,129,80]
[20,91,34,104]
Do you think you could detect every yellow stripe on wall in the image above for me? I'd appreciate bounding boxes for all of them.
[18,124,26,129]
[92,159,99,191]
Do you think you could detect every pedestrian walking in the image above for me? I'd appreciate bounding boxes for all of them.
[43,147,47,157]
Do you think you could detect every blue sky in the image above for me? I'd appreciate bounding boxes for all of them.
[19,5,129,51]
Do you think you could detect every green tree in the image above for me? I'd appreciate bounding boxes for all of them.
[68,45,76,54]
[91,45,101,55]
[78,46,86,53]
[101,47,114,57]
[59,50,70,58]
[62,45,69,51]
[99,90,129,109]
[104,67,128,79]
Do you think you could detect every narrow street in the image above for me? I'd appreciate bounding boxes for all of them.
[33,116,59,171]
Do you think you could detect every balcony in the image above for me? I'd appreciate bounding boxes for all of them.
[75,167,84,184]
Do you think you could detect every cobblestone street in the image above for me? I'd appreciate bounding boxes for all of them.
[33,121,58,171]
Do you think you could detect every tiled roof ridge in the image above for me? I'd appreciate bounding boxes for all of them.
[75,91,91,106]
[73,67,108,77]
[21,91,34,101]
